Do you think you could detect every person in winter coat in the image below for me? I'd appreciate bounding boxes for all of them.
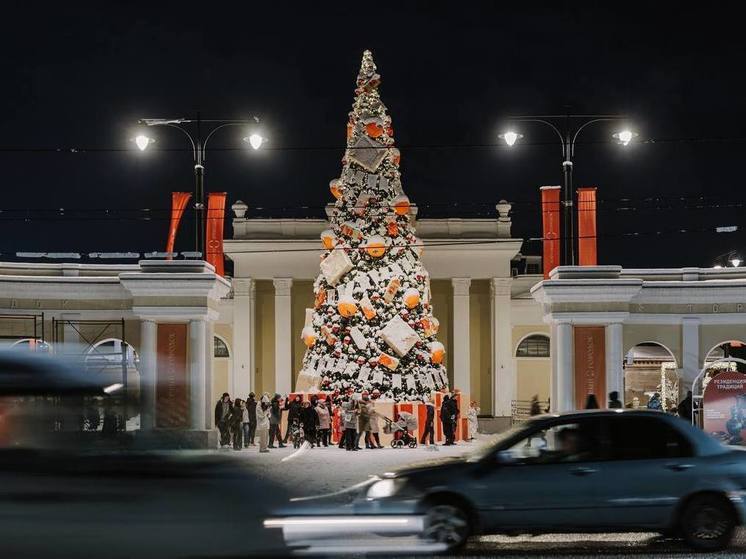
[608,391,623,409]
[341,398,359,451]
[441,395,453,445]
[256,394,271,453]
[245,393,257,447]
[678,390,693,422]
[300,400,319,447]
[283,395,302,444]
[358,394,374,449]
[230,399,245,450]
[368,398,383,449]
[467,400,480,440]
[647,392,663,411]
[334,400,345,448]
[420,397,436,446]
[584,394,600,410]
[315,400,331,447]
[268,394,285,448]
[214,393,232,448]
[529,395,542,416]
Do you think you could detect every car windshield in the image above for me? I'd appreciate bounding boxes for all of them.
[465,421,536,462]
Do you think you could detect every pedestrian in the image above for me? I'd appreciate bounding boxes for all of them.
[315,399,331,447]
[283,395,302,444]
[529,394,542,416]
[647,392,663,411]
[230,398,245,450]
[368,393,383,449]
[268,393,285,448]
[467,400,480,441]
[256,394,271,453]
[441,394,453,446]
[214,392,232,448]
[678,390,693,422]
[447,393,460,444]
[301,400,318,447]
[245,392,257,446]
[334,399,345,449]
[358,392,373,449]
[420,396,436,447]
[608,391,623,409]
[341,398,358,451]
[584,394,600,410]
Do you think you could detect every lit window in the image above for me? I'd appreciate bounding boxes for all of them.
[214,337,230,358]
[516,335,550,358]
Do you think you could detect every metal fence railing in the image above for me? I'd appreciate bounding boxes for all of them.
[511,400,550,425]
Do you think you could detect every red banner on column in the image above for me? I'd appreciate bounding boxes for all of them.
[573,326,606,410]
[577,187,597,266]
[156,323,188,428]
[541,186,562,279]
[166,192,192,259]
[206,192,227,276]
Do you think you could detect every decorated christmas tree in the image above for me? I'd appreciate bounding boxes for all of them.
[296,50,448,401]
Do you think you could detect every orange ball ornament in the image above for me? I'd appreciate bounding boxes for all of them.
[346,122,354,140]
[430,342,445,365]
[386,221,398,237]
[392,194,410,216]
[364,235,386,258]
[321,229,336,250]
[301,326,316,348]
[338,296,358,318]
[365,122,384,138]
[403,287,420,309]
[329,178,344,200]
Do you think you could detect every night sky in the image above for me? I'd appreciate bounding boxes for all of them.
[2,2,744,269]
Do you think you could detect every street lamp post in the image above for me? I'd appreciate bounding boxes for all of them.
[133,115,265,258]
[500,114,635,266]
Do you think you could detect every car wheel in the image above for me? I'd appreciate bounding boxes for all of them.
[680,494,736,551]
[421,503,470,552]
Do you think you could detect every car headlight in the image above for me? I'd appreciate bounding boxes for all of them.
[366,478,406,499]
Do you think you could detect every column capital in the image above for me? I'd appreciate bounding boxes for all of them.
[452,277,471,296]
[490,277,512,297]
[233,277,255,298]
[273,278,293,296]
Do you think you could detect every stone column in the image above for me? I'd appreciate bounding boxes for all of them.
[682,317,701,390]
[555,321,574,412]
[273,278,293,395]
[139,319,157,430]
[232,278,255,397]
[452,278,471,396]
[605,322,624,405]
[189,319,207,430]
[204,319,215,429]
[491,278,514,417]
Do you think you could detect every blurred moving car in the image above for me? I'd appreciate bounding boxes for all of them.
[277,410,746,554]
[0,351,289,558]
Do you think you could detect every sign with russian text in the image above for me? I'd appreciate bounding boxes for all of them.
[703,371,746,445]
[156,323,189,428]
[573,326,606,409]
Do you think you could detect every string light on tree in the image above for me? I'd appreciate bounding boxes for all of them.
[295,50,449,400]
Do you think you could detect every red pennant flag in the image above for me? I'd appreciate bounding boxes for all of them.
[577,187,597,266]
[540,186,561,279]
[206,192,227,276]
[166,192,192,259]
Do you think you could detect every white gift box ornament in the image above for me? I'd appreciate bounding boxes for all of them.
[371,369,385,384]
[388,262,403,277]
[380,315,419,357]
[347,135,388,172]
[320,249,353,286]
[349,326,367,350]
[406,375,417,391]
[391,373,402,389]
[358,366,371,382]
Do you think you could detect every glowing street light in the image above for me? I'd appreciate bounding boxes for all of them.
[499,130,523,147]
[731,257,742,268]
[613,129,639,146]
[133,134,155,151]
[244,133,265,150]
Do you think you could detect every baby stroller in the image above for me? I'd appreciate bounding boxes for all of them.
[382,411,418,448]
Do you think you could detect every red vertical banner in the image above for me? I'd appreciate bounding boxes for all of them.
[573,326,606,410]
[206,192,227,276]
[166,192,192,259]
[541,186,561,279]
[577,187,598,266]
[156,323,189,428]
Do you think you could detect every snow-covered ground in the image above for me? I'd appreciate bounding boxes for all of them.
[222,439,485,497]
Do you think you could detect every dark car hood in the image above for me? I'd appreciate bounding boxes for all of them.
[389,456,469,477]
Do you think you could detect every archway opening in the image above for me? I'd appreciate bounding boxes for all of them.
[514,334,550,418]
[85,339,140,431]
[704,341,746,374]
[623,342,677,410]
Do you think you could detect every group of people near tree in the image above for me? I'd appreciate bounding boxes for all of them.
[214,388,481,453]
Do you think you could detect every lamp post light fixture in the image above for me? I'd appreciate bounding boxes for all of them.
[500,114,636,265]
[132,115,265,257]
[731,257,742,268]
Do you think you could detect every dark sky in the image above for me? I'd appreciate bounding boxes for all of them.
[1,2,745,268]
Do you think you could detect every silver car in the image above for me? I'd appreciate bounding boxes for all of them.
[353,410,746,553]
